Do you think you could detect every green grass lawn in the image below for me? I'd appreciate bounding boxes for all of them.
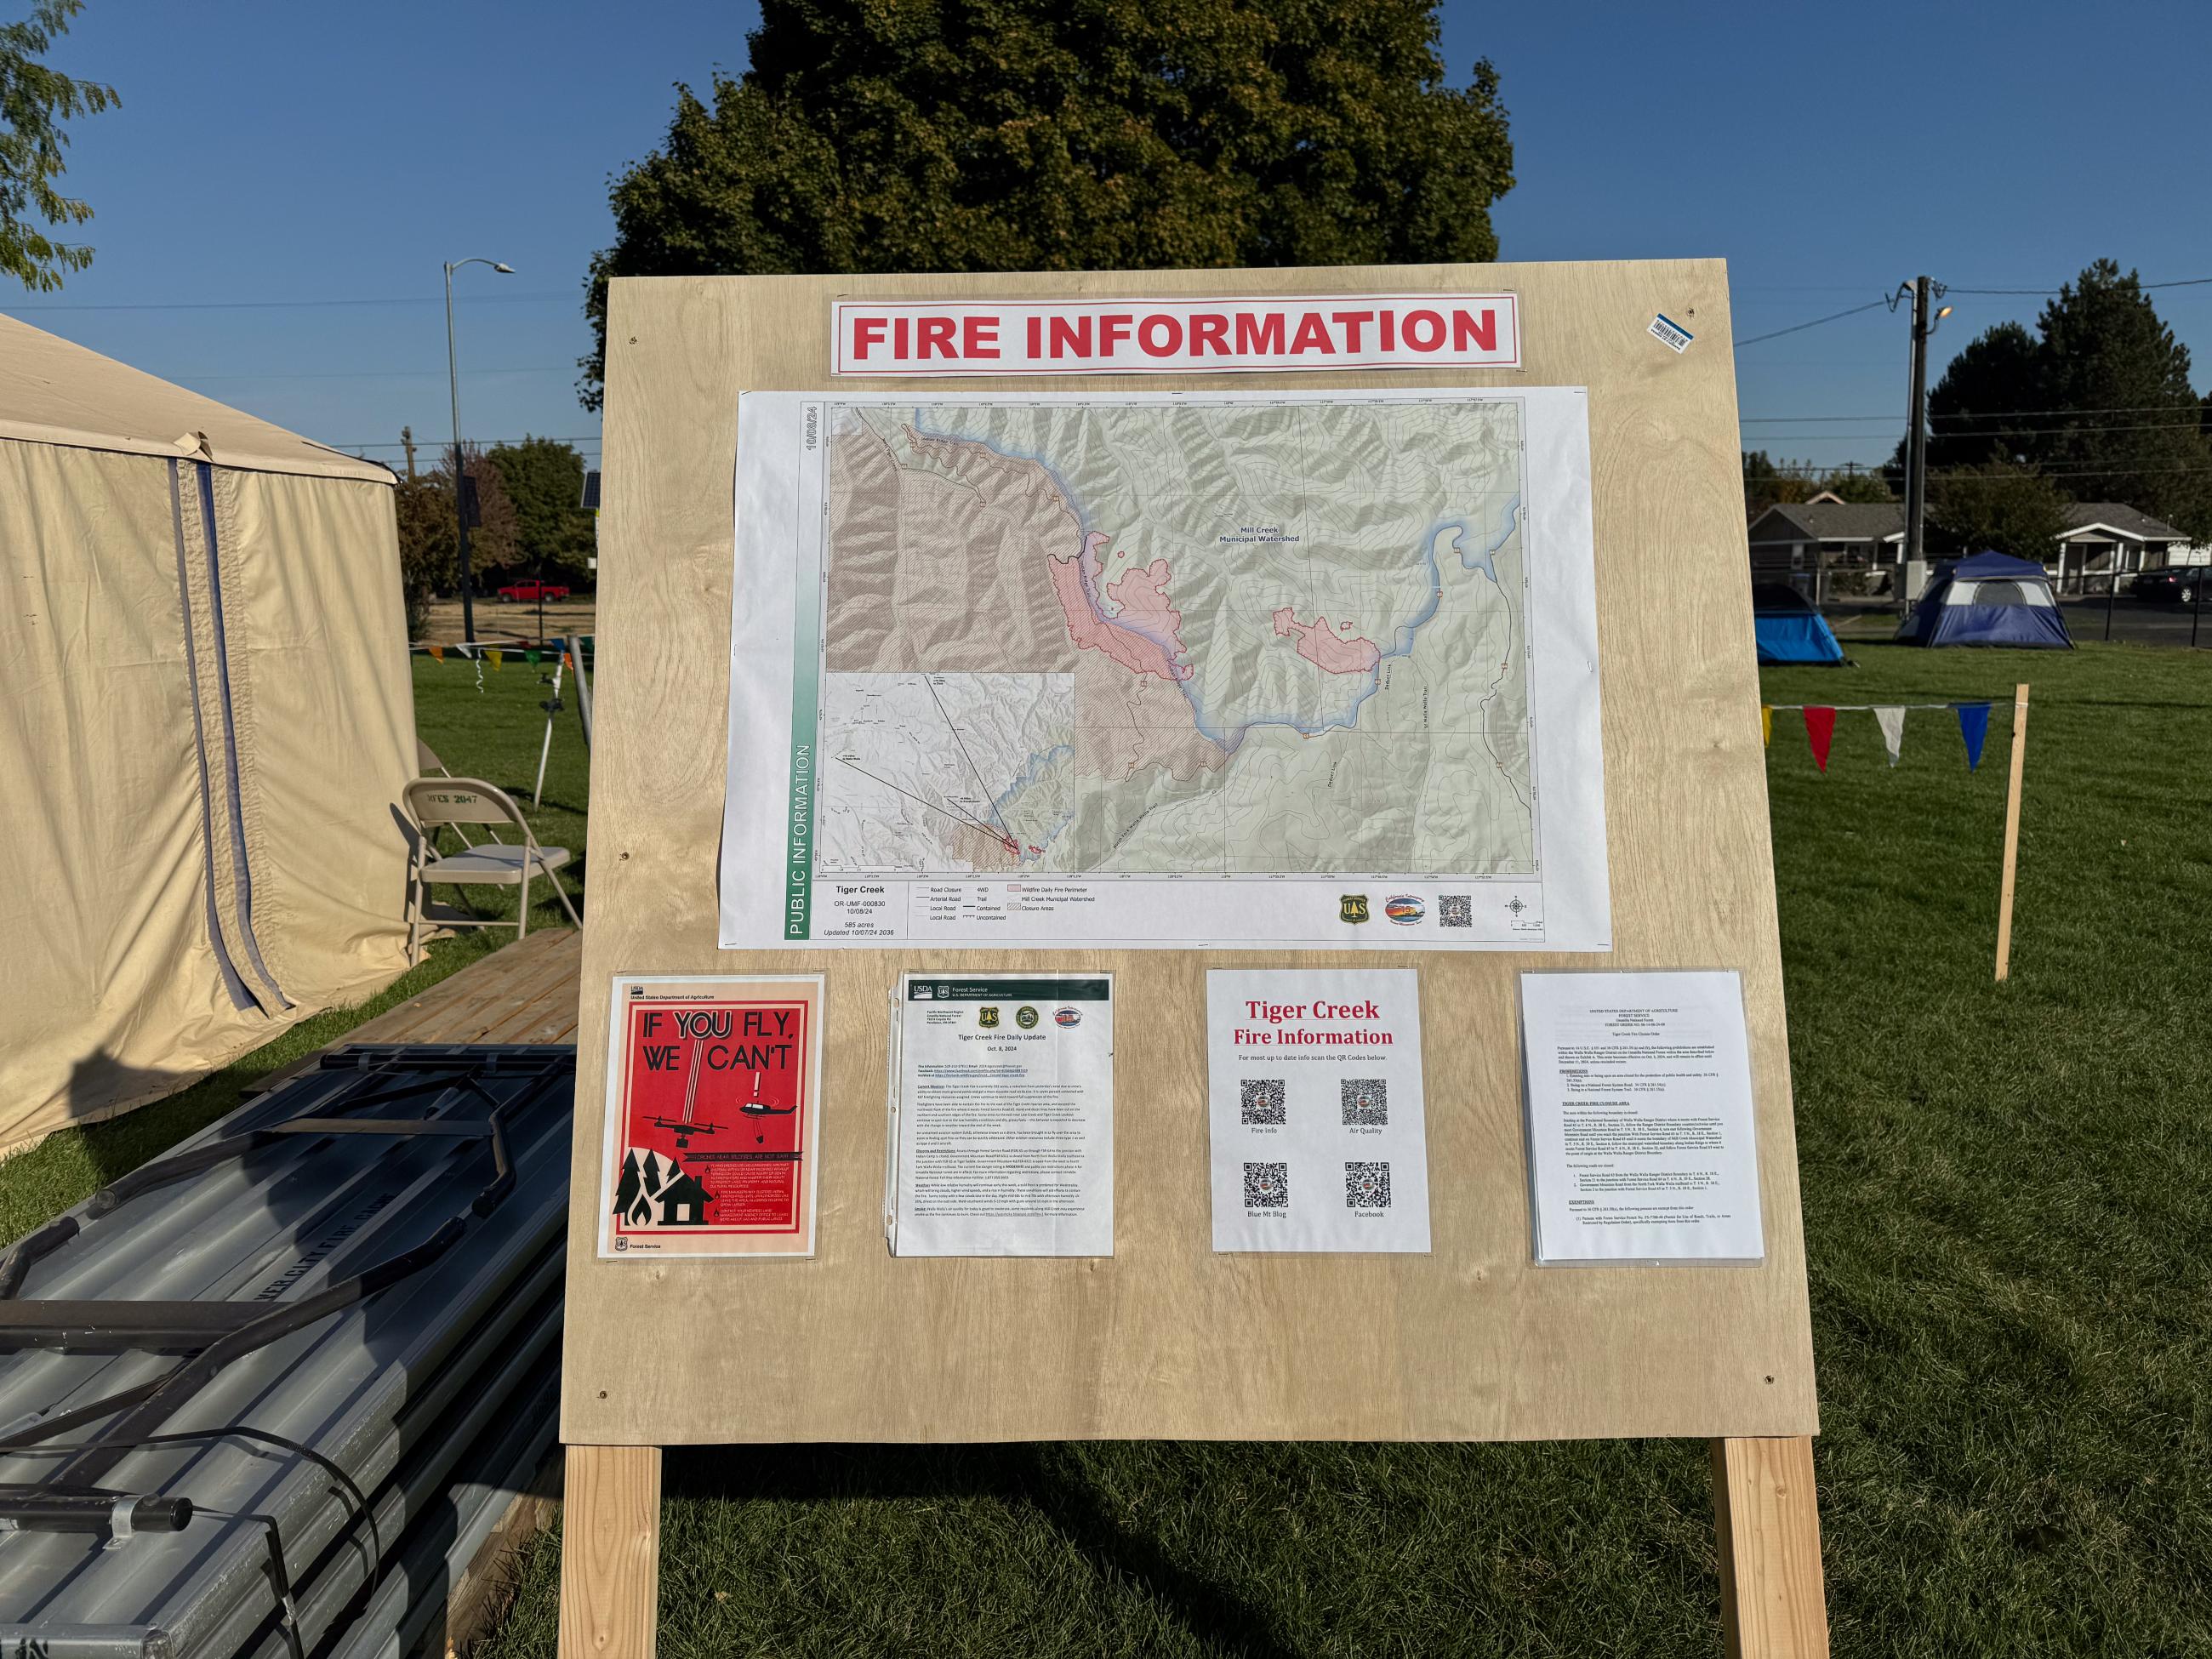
[0,655,590,1247]
[9,643,2209,1656]
[475,641,2212,1659]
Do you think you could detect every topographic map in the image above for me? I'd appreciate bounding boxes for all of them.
[812,398,1532,879]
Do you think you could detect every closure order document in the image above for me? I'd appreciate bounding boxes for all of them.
[887,973,1114,1256]
[1519,970,1764,1263]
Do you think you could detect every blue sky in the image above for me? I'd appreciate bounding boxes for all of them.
[9,0,2209,479]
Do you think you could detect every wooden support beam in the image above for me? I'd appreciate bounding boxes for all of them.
[1994,681,2031,982]
[1713,1436,1829,1659]
[557,1444,660,1659]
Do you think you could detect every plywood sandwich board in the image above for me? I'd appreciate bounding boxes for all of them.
[558,262,1827,1657]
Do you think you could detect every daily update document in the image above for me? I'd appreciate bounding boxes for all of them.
[1519,970,1765,1263]
[885,972,1115,1256]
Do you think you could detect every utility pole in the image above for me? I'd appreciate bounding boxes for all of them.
[400,425,418,482]
[1896,276,1952,599]
[1903,276,1932,568]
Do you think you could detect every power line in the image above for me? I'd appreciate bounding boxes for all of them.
[1945,276,2212,296]
[1733,299,1891,348]
[2,292,576,312]
[1746,403,2212,424]
[1732,272,2212,351]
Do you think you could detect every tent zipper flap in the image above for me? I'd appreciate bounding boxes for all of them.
[193,460,293,1009]
[168,459,261,1014]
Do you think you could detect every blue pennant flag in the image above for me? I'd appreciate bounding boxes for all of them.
[1955,702,1991,770]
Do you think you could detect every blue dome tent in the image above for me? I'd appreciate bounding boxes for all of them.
[1894,551,2073,648]
[1750,582,1847,664]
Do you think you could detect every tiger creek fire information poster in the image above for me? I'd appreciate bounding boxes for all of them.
[1206,969,1432,1253]
[597,973,825,1259]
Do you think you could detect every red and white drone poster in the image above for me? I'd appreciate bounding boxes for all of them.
[596,973,824,1258]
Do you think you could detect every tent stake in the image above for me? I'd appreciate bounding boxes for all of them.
[1994,682,2029,981]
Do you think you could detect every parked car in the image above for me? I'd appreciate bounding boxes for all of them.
[2132,567,2212,605]
[497,579,571,602]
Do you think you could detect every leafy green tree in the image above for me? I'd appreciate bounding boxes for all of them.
[1,0,116,291]
[1895,264,2212,539]
[393,448,524,630]
[1922,321,2043,470]
[580,0,1514,406]
[1924,461,2069,562]
[485,436,596,585]
[1744,452,1894,522]
[2032,261,2210,533]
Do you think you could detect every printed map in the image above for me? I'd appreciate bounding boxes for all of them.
[813,398,1532,879]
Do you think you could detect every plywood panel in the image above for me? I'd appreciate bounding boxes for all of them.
[561,262,1817,1445]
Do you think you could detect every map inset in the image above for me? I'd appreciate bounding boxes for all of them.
[816,399,1532,878]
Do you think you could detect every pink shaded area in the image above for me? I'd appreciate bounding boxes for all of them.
[1271,607,1381,675]
[1048,534,1193,682]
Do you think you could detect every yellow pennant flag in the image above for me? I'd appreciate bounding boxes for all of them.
[1761,705,1773,747]
[488,648,505,670]
[428,644,445,662]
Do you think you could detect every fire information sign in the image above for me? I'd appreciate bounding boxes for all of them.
[830,294,1522,376]
[596,972,825,1259]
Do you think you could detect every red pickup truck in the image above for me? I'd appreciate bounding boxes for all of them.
[496,579,570,602]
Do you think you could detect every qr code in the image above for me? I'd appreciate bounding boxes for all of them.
[1244,1161,1289,1209]
[1240,1078,1286,1124]
[1345,1161,1392,1209]
[1341,1079,1387,1126]
[1439,894,1473,928]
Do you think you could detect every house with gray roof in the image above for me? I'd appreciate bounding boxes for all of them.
[1751,495,2198,596]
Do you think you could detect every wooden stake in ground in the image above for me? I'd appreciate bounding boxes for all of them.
[1994,682,2030,982]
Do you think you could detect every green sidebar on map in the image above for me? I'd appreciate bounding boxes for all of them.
[719,391,1611,950]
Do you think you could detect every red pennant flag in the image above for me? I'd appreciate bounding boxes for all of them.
[1804,706,1837,772]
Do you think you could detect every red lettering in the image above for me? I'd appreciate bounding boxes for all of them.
[1189,314,1229,356]
[964,316,1000,358]
[1289,312,1335,354]
[1027,316,1042,356]
[1137,313,1183,356]
[1381,310,1396,351]
[893,316,910,359]
[1049,315,1092,358]
[918,316,956,359]
[1331,311,1374,352]
[1234,312,1286,355]
[1453,308,1497,352]
[852,317,887,361]
[1097,313,1133,356]
[1404,309,1445,351]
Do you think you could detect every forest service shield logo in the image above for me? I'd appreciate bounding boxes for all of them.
[978,1006,1000,1029]
[1340,894,1371,925]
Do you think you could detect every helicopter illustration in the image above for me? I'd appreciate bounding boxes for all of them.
[646,1046,721,1149]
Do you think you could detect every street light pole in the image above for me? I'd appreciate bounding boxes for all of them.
[443,257,515,646]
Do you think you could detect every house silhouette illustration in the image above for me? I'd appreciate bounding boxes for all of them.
[656,1166,710,1226]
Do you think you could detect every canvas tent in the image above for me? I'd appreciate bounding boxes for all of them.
[1750,582,1847,665]
[0,315,417,1153]
[1893,550,2073,648]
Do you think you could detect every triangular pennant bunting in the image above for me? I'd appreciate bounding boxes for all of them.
[526,648,541,664]
[488,648,505,670]
[427,644,445,661]
[1804,706,1837,772]
[1873,706,1907,767]
[1955,703,1991,770]
[1761,705,1773,748]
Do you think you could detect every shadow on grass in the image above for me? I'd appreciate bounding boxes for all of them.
[665,1445,1297,1658]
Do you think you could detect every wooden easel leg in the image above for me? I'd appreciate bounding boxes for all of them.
[1712,1436,1829,1658]
[558,1444,660,1658]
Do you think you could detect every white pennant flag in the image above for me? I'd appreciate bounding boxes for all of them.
[1873,705,1907,767]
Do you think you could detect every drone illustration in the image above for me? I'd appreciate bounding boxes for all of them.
[646,1046,721,1149]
